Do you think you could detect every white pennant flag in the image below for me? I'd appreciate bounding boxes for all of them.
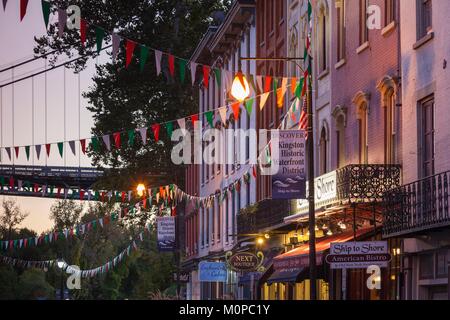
[69,141,76,156]
[112,33,121,63]
[5,147,11,161]
[190,62,197,86]
[102,135,111,151]
[18,180,23,190]
[259,92,270,110]
[35,145,41,160]
[177,118,186,131]
[64,189,68,199]
[139,128,147,144]
[219,107,227,124]
[128,191,132,202]
[155,50,163,75]
[256,76,264,93]
[87,190,92,201]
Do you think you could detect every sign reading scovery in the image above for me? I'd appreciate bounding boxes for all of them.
[326,241,391,269]
[157,216,176,252]
[271,130,306,200]
[198,261,228,282]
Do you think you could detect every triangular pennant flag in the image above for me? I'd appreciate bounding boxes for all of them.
[219,107,227,125]
[41,1,50,29]
[190,62,197,86]
[231,102,240,120]
[256,76,263,93]
[90,137,100,152]
[202,66,210,89]
[191,114,199,127]
[113,132,121,148]
[248,74,257,94]
[291,78,297,95]
[154,50,163,75]
[35,145,41,160]
[259,92,270,110]
[264,76,272,93]
[14,147,19,158]
[95,27,105,53]
[165,122,173,139]
[5,147,11,160]
[214,69,221,87]
[58,9,67,37]
[80,139,86,154]
[178,59,186,84]
[245,98,254,116]
[2,0,7,11]
[57,142,64,158]
[127,130,135,146]
[80,19,87,47]
[168,54,175,77]
[69,141,76,156]
[177,118,186,131]
[151,124,160,142]
[112,33,121,63]
[102,135,111,151]
[140,45,149,72]
[125,40,136,68]
[20,0,29,21]
[139,128,147,144]
[205,111,214,128]
[277,78,288,108]
[25,146,30,161]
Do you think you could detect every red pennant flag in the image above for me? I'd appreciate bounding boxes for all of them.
[33,184,39,193]
[80,19,88,47]
[57,187,61,198]
[20,0,28,21]
[121,192,126,203]
[143,197,147,209]
[168,54,175,77]
[101,192,105,202]
[125,40,136,68]
[9,240,13,250]
[14,147,19,158]
[80,139,86,154]
[203,66,210,89]
[79,190,85,200]
[231,102,240,120]
[252,165,257,178]
[9,177,14,188]
[24,238,28,248]
[45,144,51,157]
[151,124,160,142]
[113,132,121,148]
[264,76,272,93]
[171,206,177,217]
[191,114,199,127]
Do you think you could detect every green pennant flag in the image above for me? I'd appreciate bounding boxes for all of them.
[91,137,100,151]
[94,191,100,201]
[272,77,278,92]
[57,142,64,158]
[296,78,303,99]
[214,69,221,87]
[165,122,173,139]
[25,146,30,160]
[140,45,149,72]
[95,27,105,53]
[128,130,135,146]
[41,1,51,29]
[0,177,4,187]
[245,98,254,116]
[179,59,186,84]
[205,111,214,128]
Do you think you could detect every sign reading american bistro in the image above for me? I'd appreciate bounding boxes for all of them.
[326,241,392,269]
[225,251,265,272]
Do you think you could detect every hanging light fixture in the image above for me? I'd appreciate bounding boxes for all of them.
[327,229,333,236]
[230,60,250,101]
[136,183,146,197]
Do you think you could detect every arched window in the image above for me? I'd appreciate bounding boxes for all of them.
[320,126,328,174]
[377,76,398,164]
[353,92,370,164]
[317,1,329,73]
[332,106,347,169]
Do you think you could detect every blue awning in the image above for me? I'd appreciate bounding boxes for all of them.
[266,268,305,285]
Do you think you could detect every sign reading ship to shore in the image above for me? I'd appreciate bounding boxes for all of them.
[271,130,306,200]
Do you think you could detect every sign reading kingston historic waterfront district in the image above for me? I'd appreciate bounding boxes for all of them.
[326,241,391,269]
[157,216,176,252]
[198,261,227,282]
[271,130,306,199]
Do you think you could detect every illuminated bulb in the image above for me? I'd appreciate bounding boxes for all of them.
[327,230,333,236]
[136,184,146,197]
[264,233,270,239]
[322,224,327,229]
[315,225,319,231]
[339,223,347,230]
[256,237,264,245]
[231,72,250,101]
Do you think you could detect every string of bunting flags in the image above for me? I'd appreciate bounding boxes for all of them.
[0,226,151,278]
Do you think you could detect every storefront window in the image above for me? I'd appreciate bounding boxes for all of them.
[436,250,448,278]
[419,253,434,279]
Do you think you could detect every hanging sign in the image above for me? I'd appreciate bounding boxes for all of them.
[157,216,176,252]
[225,251,265,272]
[271,130,306,199]
[198,261,227,282]
[326,241,391,269]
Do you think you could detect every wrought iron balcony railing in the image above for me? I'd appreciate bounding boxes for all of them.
[383,170,450,238]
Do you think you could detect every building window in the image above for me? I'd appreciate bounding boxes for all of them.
[336,116,345,168]
[419,253,434,279]
[417,0,432,39]
[436,250,448,278]
[319,126,328,175]
[385,0,395,26]
[420,96,435,178]
[336,0,346,62]
[358,103,368,164]
[317,4,328,72]
[359,0,368,45]
[384,89,396,164]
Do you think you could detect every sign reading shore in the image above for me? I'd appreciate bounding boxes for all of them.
[271,130,306,200]
[326,241,391,269]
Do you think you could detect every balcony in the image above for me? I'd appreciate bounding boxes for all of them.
[237,199,291,235]
[383,171,450,238]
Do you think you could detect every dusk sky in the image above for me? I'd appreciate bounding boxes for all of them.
[0,1,105,233]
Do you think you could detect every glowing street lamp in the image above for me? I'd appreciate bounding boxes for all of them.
[230,61,250,101]
[136,183,146,197]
